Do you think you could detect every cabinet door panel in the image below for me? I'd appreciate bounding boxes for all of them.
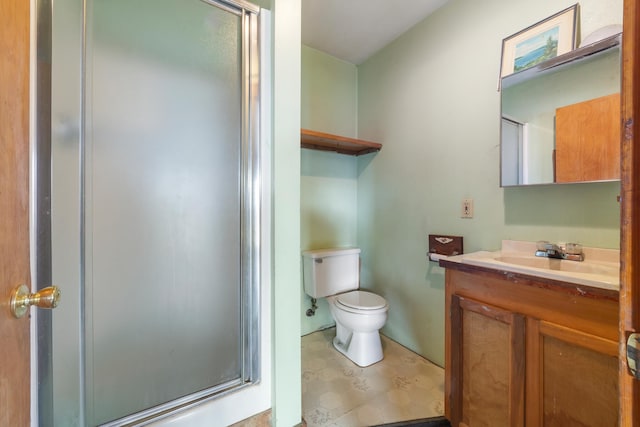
[555,93,621,182]
[530,320,618,426]
[450,296,525,427]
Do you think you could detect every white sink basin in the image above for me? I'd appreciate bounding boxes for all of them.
[493,255,619,276]
[455,240,620,291]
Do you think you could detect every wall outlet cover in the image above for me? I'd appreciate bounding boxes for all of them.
[461,199,474,218]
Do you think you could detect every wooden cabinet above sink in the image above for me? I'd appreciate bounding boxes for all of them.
[300,128,382,156]
[555,93,621,183]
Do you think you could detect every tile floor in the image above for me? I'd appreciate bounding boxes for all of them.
[301,328,445,427]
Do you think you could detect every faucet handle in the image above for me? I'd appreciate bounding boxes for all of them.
[565,242,583,255]
[536,241,550,251]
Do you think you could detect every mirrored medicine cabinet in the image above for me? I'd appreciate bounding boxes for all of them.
[500,33,621,187]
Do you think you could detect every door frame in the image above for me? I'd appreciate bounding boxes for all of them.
[620,0,640,424]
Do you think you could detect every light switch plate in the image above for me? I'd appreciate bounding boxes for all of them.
[461,199,473,218]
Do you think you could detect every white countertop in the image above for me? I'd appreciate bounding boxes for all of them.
[441,240,620,292]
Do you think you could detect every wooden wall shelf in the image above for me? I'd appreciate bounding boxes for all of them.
[300,129,382,156]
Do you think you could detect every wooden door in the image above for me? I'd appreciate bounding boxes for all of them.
[0,0,32,426]
[620,0,640,424]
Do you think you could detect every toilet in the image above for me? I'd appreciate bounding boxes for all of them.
[302,247,389,367]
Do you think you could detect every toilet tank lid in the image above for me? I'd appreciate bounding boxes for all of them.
[302,247,361,259]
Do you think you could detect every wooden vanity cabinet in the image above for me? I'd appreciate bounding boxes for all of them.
[443,265,619,427]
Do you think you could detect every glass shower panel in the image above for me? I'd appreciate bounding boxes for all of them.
[51,0,84,424]
[84,1,241,424]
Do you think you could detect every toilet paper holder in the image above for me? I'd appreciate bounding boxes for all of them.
[428,234,463,262]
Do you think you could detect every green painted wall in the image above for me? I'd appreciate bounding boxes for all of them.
[356,0,623,367]
[300,46,359,335]
[271,0,301,425]
[301,46,358,136]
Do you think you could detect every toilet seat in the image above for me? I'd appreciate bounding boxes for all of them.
[336,290,387,311]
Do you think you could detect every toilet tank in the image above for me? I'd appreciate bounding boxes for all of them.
[302,248,361,298]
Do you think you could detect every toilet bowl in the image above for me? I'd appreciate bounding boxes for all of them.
[302,247,389,367]
[327,290,388,367]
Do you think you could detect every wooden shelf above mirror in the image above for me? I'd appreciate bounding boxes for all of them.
[301,129,382,156]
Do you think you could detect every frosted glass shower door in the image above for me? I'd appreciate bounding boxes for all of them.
[49,0,262,425]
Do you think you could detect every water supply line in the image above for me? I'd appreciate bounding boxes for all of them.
[306,298,318,317]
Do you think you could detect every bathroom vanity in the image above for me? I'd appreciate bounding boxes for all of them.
[440,241,619,426]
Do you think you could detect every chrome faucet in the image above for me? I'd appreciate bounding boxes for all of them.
[535,241,584,261]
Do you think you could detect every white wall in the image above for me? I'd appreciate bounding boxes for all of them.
[271,0,302,425]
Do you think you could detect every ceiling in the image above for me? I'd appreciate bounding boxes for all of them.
[301,0,450,65]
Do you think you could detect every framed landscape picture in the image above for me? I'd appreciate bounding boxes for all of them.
[500,4,579,77]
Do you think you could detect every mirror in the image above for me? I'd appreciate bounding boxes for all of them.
[500,34,621,187]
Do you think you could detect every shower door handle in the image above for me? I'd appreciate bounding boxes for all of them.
[9,284,61,318]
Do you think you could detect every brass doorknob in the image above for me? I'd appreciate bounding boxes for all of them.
[10,284,61,318]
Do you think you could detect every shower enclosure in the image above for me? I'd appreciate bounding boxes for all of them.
[35,0,267,425]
